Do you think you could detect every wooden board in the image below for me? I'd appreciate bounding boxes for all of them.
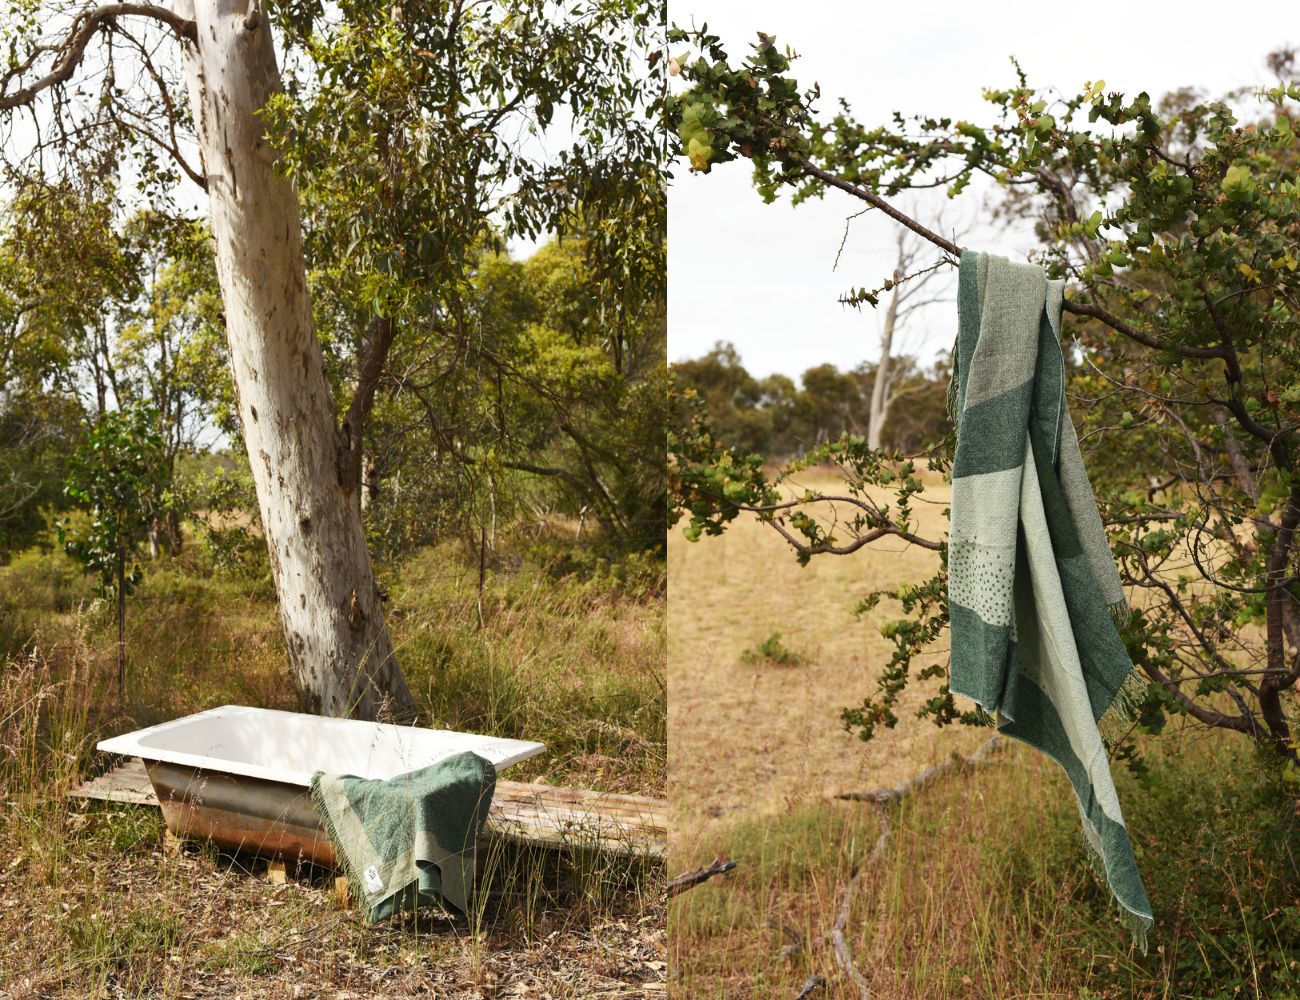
[68,757,156,804]
[70,758,666,858]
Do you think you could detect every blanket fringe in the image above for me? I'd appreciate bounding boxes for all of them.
[309,776,367,917]
[1122,907,1151,956]
[1077,804,1152,955]
[945,352,960,424]
[1098,668,1149,749]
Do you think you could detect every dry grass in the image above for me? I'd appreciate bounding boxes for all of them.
[667,468,980,851]
[0,539,666,998]
[670,719,1300,999]
[669,743,1085,1000]
[388,544,666,797]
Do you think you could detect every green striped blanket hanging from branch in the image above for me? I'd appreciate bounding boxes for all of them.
[946,249,1153,947]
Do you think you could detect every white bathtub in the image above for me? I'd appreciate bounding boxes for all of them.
[97,704,546,865]
[98,704,546,786]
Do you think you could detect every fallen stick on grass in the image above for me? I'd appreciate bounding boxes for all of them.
[666,857,737,898]
[828,808,893,1000]
[824,737,1006,999]
[764,915,805,961]
[674,737,1008,996]
[832,734,1005,804]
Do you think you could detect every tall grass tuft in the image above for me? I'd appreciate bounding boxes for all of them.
[387,542,666,795]
[0,627,101,885]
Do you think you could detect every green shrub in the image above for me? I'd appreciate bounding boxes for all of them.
[741,632,805,668]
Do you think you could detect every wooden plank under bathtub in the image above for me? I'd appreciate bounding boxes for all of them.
[68,756,156,805]
[69,757,667,859]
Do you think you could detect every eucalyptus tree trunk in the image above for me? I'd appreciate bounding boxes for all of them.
[175,0,415,720]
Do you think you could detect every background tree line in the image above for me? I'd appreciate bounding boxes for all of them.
[671,340,948,462]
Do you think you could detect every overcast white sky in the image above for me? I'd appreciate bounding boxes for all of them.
[667,0,1296,380]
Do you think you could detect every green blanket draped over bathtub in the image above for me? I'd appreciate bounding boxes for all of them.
[947,249,1153,947]
[311,751,496,922]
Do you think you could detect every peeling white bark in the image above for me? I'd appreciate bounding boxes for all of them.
[175,0,414,719]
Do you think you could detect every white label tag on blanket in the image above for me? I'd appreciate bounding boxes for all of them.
[363,865,384,893]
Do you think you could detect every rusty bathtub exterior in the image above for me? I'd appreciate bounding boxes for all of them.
[98,705,546,866]
[146,759,340,866]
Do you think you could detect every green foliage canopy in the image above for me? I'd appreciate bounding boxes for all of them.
[0,1,668,568]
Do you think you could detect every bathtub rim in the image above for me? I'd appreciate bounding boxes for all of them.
[97,704,547,787]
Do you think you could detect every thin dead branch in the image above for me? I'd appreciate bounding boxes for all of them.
[823,735,1006,998]
[666,857,737,898]
[828,811,891,1000]
[764,915,805,962]
[0,5,197,111]
[833,734,1005,803]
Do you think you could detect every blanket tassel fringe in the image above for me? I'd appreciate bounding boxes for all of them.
[310,780,366,914]
[1098,664,1149,750]
[1076,814,1152,955]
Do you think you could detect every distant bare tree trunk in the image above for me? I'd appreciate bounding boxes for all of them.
[866,225,952,451]
[867,280,900,451]
[360,452,379,511]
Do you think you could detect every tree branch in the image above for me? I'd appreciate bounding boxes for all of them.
[338,315,398,494]
[792,155,1255,375]
[1061,298,1229,361]
[103,92,208,191]
[833,734,1004,802]
[464,454,591,494]
[724,493,945,552]
[794,156,961,258]
[122,29,208,190]
[1260,486,1300,752]
[667,858,737,898]
[0,5,197,111]
[1137,655,1262,738]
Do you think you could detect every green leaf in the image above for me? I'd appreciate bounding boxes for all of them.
[1221,163,1255,201]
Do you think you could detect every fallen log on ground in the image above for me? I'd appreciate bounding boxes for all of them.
[825,734,1007,999]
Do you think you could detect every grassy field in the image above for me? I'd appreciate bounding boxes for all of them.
[668,470,1300,998]
[0,532,666,997]
[668,469,979,848]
